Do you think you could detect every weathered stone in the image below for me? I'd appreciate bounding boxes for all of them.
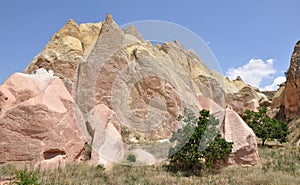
[1,14,262,169]
[225,78,268,115]
[75,13,126,118]
[124,26,144,42]
[24,19,102,93]
[87,104,123,170]
[198,96,225,134]
[224,106,260,166]
[276,41,300,120]
[198,96,259,166]
[72,15,260,167]
[0,69,88,169]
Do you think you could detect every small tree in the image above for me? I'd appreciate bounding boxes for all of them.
[168,109,233,172]
[242,108,290,146]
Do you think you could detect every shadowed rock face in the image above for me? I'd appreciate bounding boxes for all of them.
[1,14,261,168]
[275,41,300,120]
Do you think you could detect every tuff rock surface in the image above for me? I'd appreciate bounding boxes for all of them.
[271,41,300,145]
[224,76,270,115]
[0,69,89,169]
[1,14,261,168]
[274,41,300,120]
[198,97,259,165]
[24,19,102,93]
[224,106,260,165]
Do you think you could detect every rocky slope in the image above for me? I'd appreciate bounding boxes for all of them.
[24,20,102,93]
[0,14,261,169]
[273,41,300,120]
[271,41,300,145]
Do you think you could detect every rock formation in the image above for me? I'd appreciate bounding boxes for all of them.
[224,76,270,115]
[0,14,261,168]
[273,41,300,121]
[224,106,259,165]
[270,41,300,146]
[0,69,89,169]
[198,97,259,165]
[24,20,102,92]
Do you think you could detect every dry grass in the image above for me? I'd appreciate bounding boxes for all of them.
[1,144,299,185]
[289,118,300,145]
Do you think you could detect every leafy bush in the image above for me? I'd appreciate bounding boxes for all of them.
[84,142,92,161]
[242,108,290,146]
[168,108,233,173]
[14,167,40,185]
[127,154,136,163]
[96,164,106,171]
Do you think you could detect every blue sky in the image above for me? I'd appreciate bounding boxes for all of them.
[1,0,300,90]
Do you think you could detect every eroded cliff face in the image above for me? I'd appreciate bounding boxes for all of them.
[271,41,300,121]
[0,14,260,168]
[24,19,102,93]
[278,41,300,120]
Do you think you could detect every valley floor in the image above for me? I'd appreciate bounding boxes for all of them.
[1,143,299,185]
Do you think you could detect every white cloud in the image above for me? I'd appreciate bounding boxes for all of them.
[226,58,276,88]
[262,76,286,91]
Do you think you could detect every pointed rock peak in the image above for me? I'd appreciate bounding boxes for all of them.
[99,13,122,34]
[296,40,300,47]
[55,19,80,39]
[235,76,243,82]
[124,25,144,41]
[67,19,78,25]
[287,40,300,80]
[105,13,114,24]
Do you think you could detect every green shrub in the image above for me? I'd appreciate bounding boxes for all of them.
[84,142,92,161]
[127,154,136,163]
[243,108,290,146]
[168,108,233,173]
[14,167,40,185]
[96,164,106,171]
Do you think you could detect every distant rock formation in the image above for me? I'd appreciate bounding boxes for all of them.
[0,14,261,168]
[224,77,270,115]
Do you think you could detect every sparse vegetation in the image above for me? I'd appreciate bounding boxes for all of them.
[14,167,40,185]
[243,107,290,146]
[1,144,299,184]
[0,111,298,184]
[83,142,92,161]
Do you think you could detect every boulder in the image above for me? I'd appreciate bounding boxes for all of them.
[198,96,259,166]
[224,106,260,166]
[0,69,88,169]
[87,104,123,170]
